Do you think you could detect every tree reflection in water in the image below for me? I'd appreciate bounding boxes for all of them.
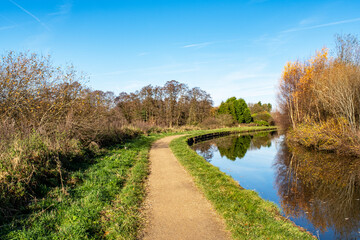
[274,141,360,239]
[192,132,360,238]
[192,141,217,162]
[216,135,251,160]
[249,131,277,150]
[192,131,275,161]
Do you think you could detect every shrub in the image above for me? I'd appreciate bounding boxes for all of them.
[200,114,235,129]
[200,117,220,129]
[287,118,360,156]
[217,114,236,127]
[252,111,273,124]
[255,120,270,126]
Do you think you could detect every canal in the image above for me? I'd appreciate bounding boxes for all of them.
[191,131,360,239]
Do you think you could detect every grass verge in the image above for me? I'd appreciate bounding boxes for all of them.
[170,127,314,240]
[0,134,164,240]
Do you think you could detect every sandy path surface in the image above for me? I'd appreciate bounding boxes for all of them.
[142,135,231,240]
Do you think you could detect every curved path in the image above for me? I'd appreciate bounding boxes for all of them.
[142,135,231,240]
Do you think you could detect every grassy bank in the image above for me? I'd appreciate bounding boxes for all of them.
[286,119,360,157]
[0,134,164,239]
[170,127,314,239]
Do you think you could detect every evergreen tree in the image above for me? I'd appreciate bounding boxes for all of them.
[217,97,252,123]
[243,107,252,123]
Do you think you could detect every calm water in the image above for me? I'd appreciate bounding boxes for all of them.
[191,131,360,240]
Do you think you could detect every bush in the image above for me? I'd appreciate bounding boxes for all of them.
[217,114,236,127]
[200,114,235,129]
[287,118,360,156]
[200,117,220,129]
[255,120,270,126]
[252,111,273,123]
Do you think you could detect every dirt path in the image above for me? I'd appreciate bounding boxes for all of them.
[142,135,231,240]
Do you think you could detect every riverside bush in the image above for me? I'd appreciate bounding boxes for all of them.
[287,118,360,156]
[252,111,273,125]
[200,114,235,129]
[255,120,269,126]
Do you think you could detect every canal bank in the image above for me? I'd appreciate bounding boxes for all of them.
[188,130,360,239]
[170,129,314,239]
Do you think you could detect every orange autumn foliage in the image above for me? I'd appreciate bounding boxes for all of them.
[277,34,360,155]
[278,48,328,129]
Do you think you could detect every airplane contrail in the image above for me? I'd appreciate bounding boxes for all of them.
[9,0,50,31]
[282,17,360,33]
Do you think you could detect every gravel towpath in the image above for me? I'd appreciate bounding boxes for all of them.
[142,135,231,240]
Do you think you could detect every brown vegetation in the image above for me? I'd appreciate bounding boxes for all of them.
[115,80,213,127]
[277,34,360,155]
[199,114,235,129]
[0,52,213,218]
[0,51,141,217]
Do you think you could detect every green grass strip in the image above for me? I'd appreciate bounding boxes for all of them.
[170,127,314,240]
[0,134,162,240]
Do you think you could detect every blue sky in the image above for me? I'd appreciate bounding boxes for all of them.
[1,0,360,106]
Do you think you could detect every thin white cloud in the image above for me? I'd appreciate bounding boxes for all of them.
[299,17,317,26]
[9,0,50,30]
[183,42,213,48]
[0,25,16,31]
[208,83,276,106]
[48,2,72,16]
[23,32,51,48]
[208,65,279,105]
[90,70,129,77]
[249,0,268,3]
[146,68,197,76]
[0,13,17,25]
[181,38,244,49]
[138,52,150,56]
[252,33,291,54]
[114,81,145,92]
[222,62,275,82]
[91,63,192,77]
[225,72,277,81]
[282,17,360,33]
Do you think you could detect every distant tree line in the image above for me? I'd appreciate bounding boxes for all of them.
[248,101,272,114]
[115,80,213,127]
